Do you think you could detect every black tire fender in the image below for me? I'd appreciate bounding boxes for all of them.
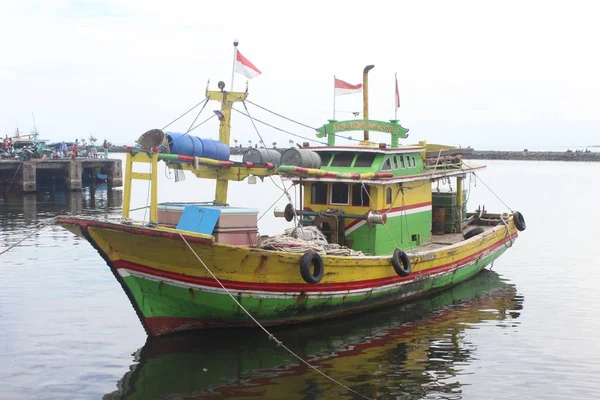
[391,248,411,277]
[300,251,324,284]
[513,211,526,231]
[463,226,485,240]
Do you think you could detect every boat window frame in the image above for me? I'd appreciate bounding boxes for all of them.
[392,156,399,170]
[318,152,334,167]
[330,152,355,167]
[381,157,392,171]
[386,187,393,205]
[411,156,416,167]
[311,182,328,205]
[354,153,377,168]
[351,183,370,207]
[330,182,350,205]
[400,155,406,168]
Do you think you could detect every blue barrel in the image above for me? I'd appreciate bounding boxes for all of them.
[166,132,230,160]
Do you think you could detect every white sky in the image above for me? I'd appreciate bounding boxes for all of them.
[1,0,599,149]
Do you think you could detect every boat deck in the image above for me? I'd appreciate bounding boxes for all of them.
[412,225,495,253]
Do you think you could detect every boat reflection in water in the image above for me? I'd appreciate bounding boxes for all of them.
[104,269,522,400]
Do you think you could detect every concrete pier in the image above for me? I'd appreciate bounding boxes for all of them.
[0,159,122,192]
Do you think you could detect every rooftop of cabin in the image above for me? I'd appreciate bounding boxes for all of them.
[301,145,425,177]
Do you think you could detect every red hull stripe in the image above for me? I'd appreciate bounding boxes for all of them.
[339,201,432,231]
[114,232,516,293]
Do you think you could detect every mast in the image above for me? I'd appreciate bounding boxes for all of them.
[362,65,375,141]
[206,81,247,205]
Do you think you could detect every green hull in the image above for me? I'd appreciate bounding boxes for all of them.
[120,245,508,335]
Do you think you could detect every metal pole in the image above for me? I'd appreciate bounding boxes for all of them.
[231,39,239,91]
[333,75,336,120]
[394,72,398,121]
[362,65,375,141]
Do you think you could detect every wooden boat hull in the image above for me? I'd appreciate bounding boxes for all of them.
[57,217,518,336]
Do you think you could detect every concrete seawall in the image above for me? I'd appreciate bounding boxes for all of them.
[462,150,600,162]
[109,146,600,162]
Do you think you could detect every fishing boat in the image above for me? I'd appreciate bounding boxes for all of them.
[57,64,526,337]
[104,270,520,400]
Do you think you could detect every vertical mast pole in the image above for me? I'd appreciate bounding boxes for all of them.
[394,72,398,121]
[231,39,239,91]
[362,65,375,141]
[333,75,336,120]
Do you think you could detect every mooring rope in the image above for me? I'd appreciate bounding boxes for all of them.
[0,217,57,257]
[361,182,400,250]
[177,233,373,400]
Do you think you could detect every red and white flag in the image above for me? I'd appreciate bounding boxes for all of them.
[395,74,400,110]
[235,50,262,79]
[334,78,362,96]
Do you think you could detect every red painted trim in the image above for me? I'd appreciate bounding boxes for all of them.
[304,146,424,152]
[56,217,214,245]
[343,201,432,230]
[115,231,517,293]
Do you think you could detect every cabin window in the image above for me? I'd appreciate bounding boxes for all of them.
[393,156,399,170]
[411,156,416,167]
[352,184,370,207]
[311,182,327,205]
[382,157,392,171]
[400,155,406,168]
[331,152,354,167]
[354,153,376,167]
[386,187,393,204]
[330,183,350,205]
[318,152,333,166]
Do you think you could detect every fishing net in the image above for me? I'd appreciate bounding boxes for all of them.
[137,129,169,152]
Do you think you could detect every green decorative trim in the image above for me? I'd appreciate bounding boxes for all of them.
[316,119,409,146]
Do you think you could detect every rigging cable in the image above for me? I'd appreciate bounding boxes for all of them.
[178,233,373,400]
[241,101,299,221]
[244,101,363,143]
[232,108,327,146]
[460,161,513,213]
[161,97,209,131]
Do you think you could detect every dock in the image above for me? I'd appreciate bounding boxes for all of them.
[0,159,122,192]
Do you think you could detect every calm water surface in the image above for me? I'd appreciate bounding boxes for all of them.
[1,156,599,399]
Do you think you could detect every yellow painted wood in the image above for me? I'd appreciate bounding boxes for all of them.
[130,172,152,180]
[176,163,278,181]
[150,152,158,222]
[123,152,133,219]
[85,219,518,285]
[205,90,247,205]
[154,226,215,241]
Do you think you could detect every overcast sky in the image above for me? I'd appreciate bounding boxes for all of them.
[1,0,598,149]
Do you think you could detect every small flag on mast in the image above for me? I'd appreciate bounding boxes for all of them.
[395,74,400,110]
[235,51,262,79]
[334,78,362,96]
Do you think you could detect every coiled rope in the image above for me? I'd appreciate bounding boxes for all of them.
[177,233,373,400]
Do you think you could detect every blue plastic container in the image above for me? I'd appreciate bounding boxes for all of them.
[165,132,230,160]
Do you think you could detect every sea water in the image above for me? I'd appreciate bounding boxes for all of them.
[1,156,599,399]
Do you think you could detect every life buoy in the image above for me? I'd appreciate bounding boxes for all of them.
[300,251,324,284]
[463,226,484,240]
[391,248,411,277]
[513,211,526,231]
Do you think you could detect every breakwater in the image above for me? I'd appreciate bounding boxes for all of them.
[108,146,600,162]
[462,150,600,162]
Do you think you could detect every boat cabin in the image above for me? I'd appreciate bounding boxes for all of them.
[292,145,432,256]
